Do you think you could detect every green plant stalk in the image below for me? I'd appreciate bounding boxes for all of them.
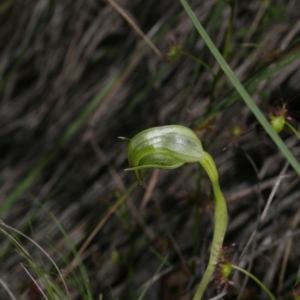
[195,47,300,127]
[193,166,203,256]
[193,152,228,300]
[180,0,300,177]
[180,50,215,76]
[232,264,276,300]
[285,121,300,139]
[136,254,169,300]
[125,125,228,300]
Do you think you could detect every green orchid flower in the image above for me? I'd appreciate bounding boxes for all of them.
[125,125,228,300]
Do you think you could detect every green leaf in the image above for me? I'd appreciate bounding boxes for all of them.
[180,0,300,177]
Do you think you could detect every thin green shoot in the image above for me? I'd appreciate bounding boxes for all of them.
[135,255,170,300]
[40,209,93,299]
[0,220,70,299]
[0,279,16,300]
[180,0,300,177]
[285,121,300,139]
[232,264,276,300]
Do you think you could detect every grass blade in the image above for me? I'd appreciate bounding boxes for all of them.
[180,0,300,177]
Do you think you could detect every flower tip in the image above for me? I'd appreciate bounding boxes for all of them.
[118,136,131,141]
[124,168,144,184]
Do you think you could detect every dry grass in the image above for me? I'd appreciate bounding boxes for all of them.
[0,0,300,299]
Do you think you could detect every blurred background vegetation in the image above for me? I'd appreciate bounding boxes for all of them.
[0,0,300,299]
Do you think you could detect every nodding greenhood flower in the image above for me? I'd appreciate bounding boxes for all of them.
[124,125,228,300]
[125,125,204,183]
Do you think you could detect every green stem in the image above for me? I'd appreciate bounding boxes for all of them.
[285,121,300,139]
[193,152,228,300]
[180,50,215,76]
[231,264,276,300]
[180,0,300,177]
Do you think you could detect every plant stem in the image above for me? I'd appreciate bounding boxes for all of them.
[285,121,300,139]
[180,50,215,76]
[231,264,276,300]
[193,152,228,300]
[180,0,300,177]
